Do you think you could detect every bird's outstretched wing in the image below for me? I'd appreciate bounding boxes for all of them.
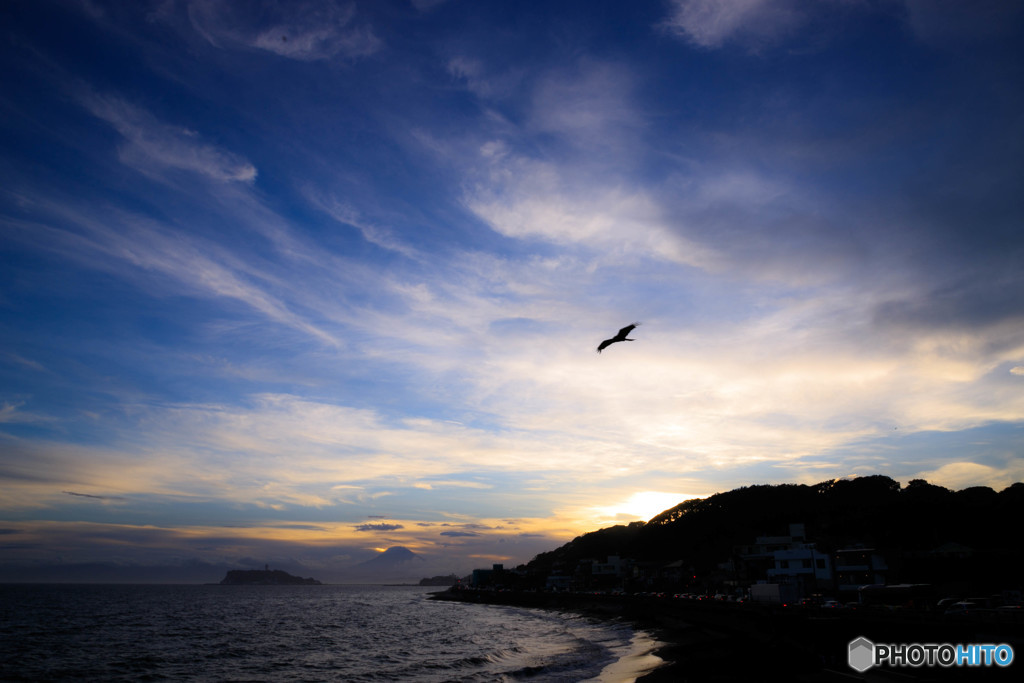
[616,323,638,339]
[597,322,640,353]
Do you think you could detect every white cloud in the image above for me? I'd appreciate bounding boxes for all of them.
[529,61,641,146]
[661,0,807,49]
[447,56,524,100]
[463,154,714,269]
[187,0,380,61]
[0,402,53,425]
[912,461,1024,492]
[302,188,420,259]
[79,92,256,182]
[6,196,340,347]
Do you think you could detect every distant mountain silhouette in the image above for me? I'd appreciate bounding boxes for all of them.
[350,546,426,578]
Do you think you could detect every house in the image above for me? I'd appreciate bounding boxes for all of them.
[767,545,832,588]
[736,523,836,602]
[471,563,504,588]
[592,555,626,577]
[834,548,888,596]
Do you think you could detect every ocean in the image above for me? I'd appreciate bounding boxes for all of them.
[0,584,661,681]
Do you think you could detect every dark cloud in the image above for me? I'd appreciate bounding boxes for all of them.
[439,531,480,538]
[874,277,1024,335]
[354,523,404,532]
[63,490,126,501]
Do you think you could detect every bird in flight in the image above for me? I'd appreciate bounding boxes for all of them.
[597,322,640,353]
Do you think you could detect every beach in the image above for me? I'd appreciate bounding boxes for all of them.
[432,588,1024,681]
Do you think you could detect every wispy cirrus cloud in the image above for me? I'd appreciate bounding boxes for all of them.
[2,0,1022,582]
[0,402,52,425]
[302,188,419,259]
[187,0,380,61]
[79,91,256,182]
[3,194,340,348]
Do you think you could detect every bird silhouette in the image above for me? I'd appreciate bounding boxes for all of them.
[597,322,640,353]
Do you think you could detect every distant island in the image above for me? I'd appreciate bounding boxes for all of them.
[220,569,321,585]
[418,574,459,586]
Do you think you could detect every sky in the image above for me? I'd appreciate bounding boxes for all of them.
[1,0,1023,582]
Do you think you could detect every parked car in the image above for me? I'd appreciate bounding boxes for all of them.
[944,601,978,616]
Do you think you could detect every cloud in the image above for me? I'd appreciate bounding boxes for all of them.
[661,0,808,49]
[3,195,340,347]
[187,0,380,61]
[2,353,47,373]
[0,402,52,425]
[912,461,1024,492]
[463,155,711,269]
[79,91,256,182]
[302,188,419,259]
[461,151,859,287]
[63,491,127,501]
[354,523,404,532]
[415,480,493,490]
[529,61,641,147]
[3,0,1022,578]
[447,57,501,99]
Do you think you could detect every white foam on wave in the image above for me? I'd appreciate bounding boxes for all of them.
[584,629,665,683]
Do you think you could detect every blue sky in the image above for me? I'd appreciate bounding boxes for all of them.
[1,0,1023,581]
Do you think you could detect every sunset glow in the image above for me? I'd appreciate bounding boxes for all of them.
[1,0,1022,582]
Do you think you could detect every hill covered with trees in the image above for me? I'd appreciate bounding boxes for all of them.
[525,476,1024,590]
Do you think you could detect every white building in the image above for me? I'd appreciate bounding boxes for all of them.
[834,548,888,594]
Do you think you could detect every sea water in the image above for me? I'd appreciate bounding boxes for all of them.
[0,584,659,681]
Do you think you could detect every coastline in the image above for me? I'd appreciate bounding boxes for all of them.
[431,588,669,681]
[431,588,1024,681]
[586,629,664,683]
